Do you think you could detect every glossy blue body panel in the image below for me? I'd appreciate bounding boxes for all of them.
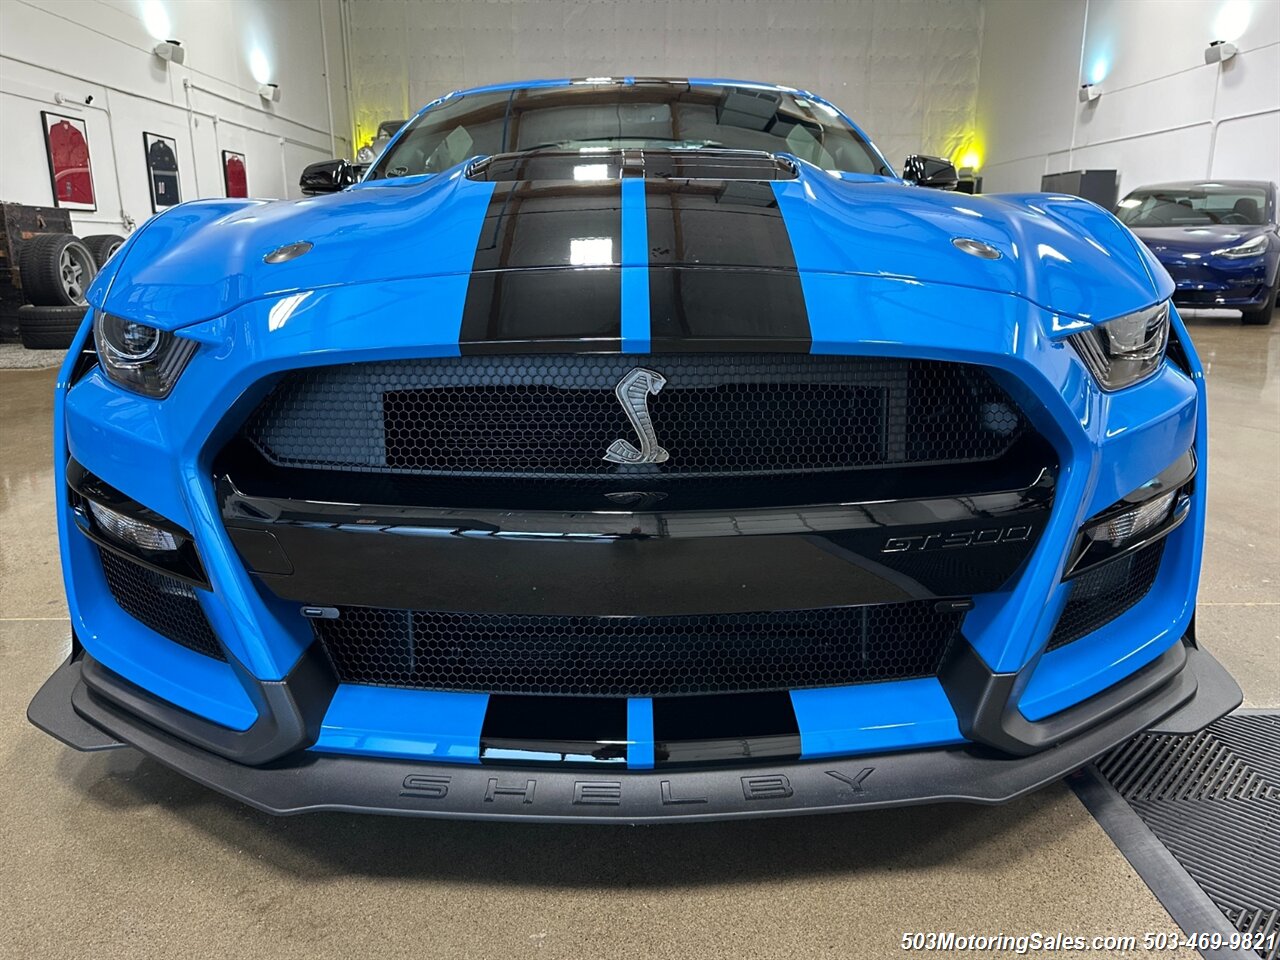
[313,685,488,762]
[58,78,1207,763]
[620,177,652,352]
[627,699,656,770]
[790,678,964,758]
[54,319,258,730]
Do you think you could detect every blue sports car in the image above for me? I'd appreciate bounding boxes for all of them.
[1117,180,1279,325]
[30,79,1241,822]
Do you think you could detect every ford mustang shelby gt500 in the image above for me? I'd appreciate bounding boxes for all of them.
[30,78,1241,822]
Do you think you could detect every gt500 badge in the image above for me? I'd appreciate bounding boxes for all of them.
[881,526,1032,553]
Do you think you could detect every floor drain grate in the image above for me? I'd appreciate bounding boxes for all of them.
[1224,908,1280,960]
[1093,713,1280,960]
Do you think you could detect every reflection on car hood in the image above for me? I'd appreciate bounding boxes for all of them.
[91,156,1172,331]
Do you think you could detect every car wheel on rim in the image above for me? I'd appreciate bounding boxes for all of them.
[19,234,98,307]
[82,234,127,269]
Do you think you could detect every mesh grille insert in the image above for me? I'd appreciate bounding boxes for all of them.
[312,602,965,697]
[243,355,1026,484]
[99,548,225,661]
[1047,539,1166,652]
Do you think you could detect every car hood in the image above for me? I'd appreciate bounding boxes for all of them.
[92,155,1171,332]
[1131,224,1271,255]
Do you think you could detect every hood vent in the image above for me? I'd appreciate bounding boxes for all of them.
[467,148,798,182]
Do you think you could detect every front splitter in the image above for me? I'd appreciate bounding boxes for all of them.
[29,645,1240,823]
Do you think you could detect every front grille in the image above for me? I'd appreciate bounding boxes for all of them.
[1046,540,1166,652]
[244,355,1026,486]
[312,601,965,696]
[99,548,225,661]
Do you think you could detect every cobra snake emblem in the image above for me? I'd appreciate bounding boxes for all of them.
[603,368,670,465]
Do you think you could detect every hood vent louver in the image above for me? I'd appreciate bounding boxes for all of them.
[467,149,798,183]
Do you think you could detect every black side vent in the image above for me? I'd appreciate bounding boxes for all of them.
[99,548,225,661]
[1047,539,1165,652]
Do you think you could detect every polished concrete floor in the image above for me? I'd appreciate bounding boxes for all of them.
[2,312,1276,959]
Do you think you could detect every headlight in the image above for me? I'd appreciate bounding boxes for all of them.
[1068,300,1169,391]
[93,311,197,398]
[1211,234,1268,259]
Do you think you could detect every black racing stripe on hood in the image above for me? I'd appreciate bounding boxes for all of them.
[460,269,621,351]
[646,180,810,345]
[461,180,623,349]
[654,691,801,767]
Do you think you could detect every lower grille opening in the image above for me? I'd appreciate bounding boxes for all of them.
[99,548,225,661]
[312,602,965,697]
[1046,539,1166,652]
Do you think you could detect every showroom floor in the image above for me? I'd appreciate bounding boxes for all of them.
[1,312,1275,960]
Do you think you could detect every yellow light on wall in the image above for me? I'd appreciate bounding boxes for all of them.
[959,148,983,171]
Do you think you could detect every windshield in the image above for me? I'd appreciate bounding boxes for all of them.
[1117,184,1269,227]
[368,81,891,179]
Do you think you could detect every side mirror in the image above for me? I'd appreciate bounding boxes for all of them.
[299,158,358,195]
[902,155,959,191]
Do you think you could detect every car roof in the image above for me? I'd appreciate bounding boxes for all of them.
[1129,180,1275,191]
[446,77,800,96]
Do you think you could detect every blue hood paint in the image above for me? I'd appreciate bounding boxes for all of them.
[92,159,1170,332]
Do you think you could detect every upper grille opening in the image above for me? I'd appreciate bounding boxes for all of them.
[241,355,1028,491]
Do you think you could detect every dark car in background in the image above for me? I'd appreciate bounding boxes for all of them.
[1117,180,1279,325]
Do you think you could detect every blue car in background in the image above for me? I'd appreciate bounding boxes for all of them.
[1118,180,1279,325]
[30,78,1241,822]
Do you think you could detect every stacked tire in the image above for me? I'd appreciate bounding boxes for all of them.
[17,232,125,350]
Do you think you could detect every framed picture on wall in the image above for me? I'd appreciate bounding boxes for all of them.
[222,150,248,198]
[143,132,181,212]
[41,111,96,211]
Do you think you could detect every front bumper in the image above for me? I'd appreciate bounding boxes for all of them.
[38,277,1221,820]
[1159,258,1274,308]
[31,637,1240,822]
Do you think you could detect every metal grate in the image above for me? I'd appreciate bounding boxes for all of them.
[1097,715,1280,960]
[1046,540,1165,651]
[243,355,1026,484]
[312,602,966,696]
[99,548,225,661]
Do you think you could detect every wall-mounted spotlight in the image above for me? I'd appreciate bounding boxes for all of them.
[1204,40,1239,64]
[1078,83,1101,103]
[258,83,280,103]
[152,39,185,65]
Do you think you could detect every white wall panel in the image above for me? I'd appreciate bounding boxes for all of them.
[339,0,985,171]
[0,0,349,232]
[1213,111,1280,180]
[1052,124,1216,191]
[1073,67,1216,148]
[976,0,1280,196]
